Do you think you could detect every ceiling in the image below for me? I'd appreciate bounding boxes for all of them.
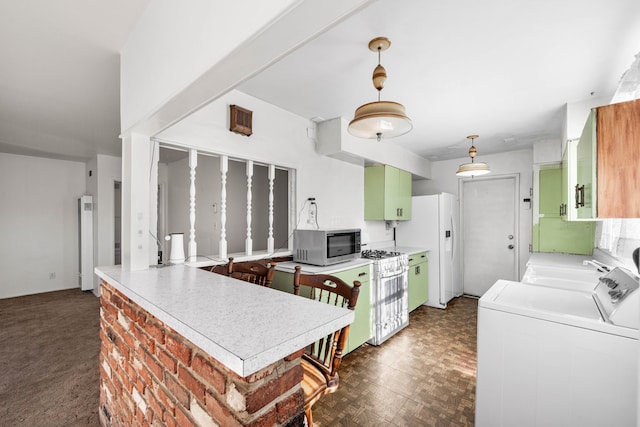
[0,0,149,162]
[238,0,640,160]
[0,0,639,163]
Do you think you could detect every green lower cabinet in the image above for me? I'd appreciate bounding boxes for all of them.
[270,270,296,294]
[408,252,428,312]
[270,264,372,355]
[332,266,371,355]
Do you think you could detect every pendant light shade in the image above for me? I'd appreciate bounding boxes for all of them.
[348,37,412,141]
[348,101,412,139]
[456,135,491,177]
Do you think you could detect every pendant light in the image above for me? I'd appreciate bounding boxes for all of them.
[456,135,491,177]
[348,37,412,142]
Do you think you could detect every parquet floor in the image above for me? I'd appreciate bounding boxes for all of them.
[313,296,478,427]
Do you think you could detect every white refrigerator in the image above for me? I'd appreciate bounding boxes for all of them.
[396,193,462,308]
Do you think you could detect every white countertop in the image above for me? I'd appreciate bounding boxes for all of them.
[95,264,354,377]
[392,246,428,256]
[526,253,594,270]
[273,247,428,275]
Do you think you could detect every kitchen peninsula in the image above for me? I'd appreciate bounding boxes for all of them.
[95,264,354,426]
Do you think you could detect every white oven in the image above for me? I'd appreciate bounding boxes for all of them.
[361,250,409,345]
[476,267,639,427]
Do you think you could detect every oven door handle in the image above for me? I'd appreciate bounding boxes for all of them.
[377,271,408,280]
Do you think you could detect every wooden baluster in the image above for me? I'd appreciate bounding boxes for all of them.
[219,155,228,259]
[188,149,197,261]
[246,160,253,256]
[267,164,275,253]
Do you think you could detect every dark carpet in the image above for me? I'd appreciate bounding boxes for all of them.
[0,289,100,426]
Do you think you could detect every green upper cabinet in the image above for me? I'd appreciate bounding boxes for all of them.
[576,109,597,219]
[364,165,412,220]
[560,142,569,220]
[539,168,562,217]
[534,165,595,255]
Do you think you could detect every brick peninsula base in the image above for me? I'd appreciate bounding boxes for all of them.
[99,281,305,426]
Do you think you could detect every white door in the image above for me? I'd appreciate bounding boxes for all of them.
[462,176,518,296]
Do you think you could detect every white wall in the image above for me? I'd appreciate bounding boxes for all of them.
[156,89,391,248]
[0,153,86,299]
[86,154,121,293]
[121,0,316,132]
[413,149,534,276]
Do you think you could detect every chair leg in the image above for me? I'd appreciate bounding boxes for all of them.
[305,407,313,427]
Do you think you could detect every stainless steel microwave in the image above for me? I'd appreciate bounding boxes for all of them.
[293,229,361,266]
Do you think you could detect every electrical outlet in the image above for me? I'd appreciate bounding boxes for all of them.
[49,272,56,280]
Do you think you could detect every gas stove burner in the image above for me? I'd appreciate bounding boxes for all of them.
[361,249,402,259]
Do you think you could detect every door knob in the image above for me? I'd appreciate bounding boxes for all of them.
[508,244,514,249]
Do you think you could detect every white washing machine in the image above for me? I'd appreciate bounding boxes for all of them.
[476,267,639,427]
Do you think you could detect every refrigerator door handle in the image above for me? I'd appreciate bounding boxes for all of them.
[450,216,455,262]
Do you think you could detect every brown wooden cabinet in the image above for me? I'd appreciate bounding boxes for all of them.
[569,99,640,219]
[596,99,640,217]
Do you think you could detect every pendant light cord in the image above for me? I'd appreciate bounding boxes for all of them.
[377,46,382,102]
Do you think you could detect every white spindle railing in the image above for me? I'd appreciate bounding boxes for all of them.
[245,160,253,256]
[188,149,197,261]
[267,164,275,253]
[219,155,228,259]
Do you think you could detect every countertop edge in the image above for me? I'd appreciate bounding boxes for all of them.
[94,265,354,377]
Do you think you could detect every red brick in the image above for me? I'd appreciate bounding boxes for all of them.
[165,414,177,427]
[166,333,192,366]
[239,362,277,383]
[156,385,176,417]
[115,334,131,360]
[246,408,278,427]
[132,324,155,353]
[157,347,177,374]
[204,390,243,427]
[101,299,118,318]
[134,376,146,394]
[124,360,137,382]
[276,389,304,424]
[284,348,305,362]
[178,365,205,404]
[245,364,303,414]
[145,407,154,425]
[118,366,133,394]
[101,284,112,298]
[191,354,225,394]
[138,364,153,386]
[110,292,124,310]
[112,287,130,303]
[164,372,190,409]
[143,319,165,344]
[134,406,143,424]
[100,373,116,397]
[175,405,197,427]
[147,390,165,422]
[143,348,164,381]
[124,301,147,325]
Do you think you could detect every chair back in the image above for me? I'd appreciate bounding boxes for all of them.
[228,257,276,287]
[211,264,232,276]
[293,265,361,385]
